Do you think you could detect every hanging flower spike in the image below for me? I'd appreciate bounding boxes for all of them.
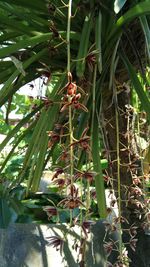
[43,206,58,220]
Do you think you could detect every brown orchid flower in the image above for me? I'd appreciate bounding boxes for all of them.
[113,216,129,225]
[129,238,138,251]
[57,149,70,162]
[90,189,96,199]
[46,235,64,253]
[59,72,77,96]
[58,185,84,209]
[86,50,97,72]
[51,167,64,180]
[47,131,60,148]
[103,221,117,233]
[103,241,114,256]
[60,93,88,113]
[59,72,86,97]
[58,196,84,209]
[129,225,138,237]
[52,177,71,189]
[81,220,95,237]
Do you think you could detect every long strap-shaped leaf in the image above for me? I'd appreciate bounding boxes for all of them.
[110,2,150,40]
[0,48,48,107]
[140,16,150,62]
[2,0,47,12]
[0,31,79,59]
[0,120,37,173]
[0,13,41,35]
[0,104,44,152]
[0,34,51,59]
[76,12,93,77]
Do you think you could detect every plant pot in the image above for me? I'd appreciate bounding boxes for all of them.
[0,220,119,267]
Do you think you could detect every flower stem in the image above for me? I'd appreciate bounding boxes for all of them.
[67,0,72,73]
[69,104,74,183]
[115,101,122,256]
[67,0,74,226]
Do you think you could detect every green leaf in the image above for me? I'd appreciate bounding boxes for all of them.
[11,56,26,76]
[0,48,48,107]
[116,2,150,29]
[0,104,43,152]
[140,16,150,62]
[109,2,150,40]
[0,34,51,59]
[1,0,47,13]
[76,13,93,77]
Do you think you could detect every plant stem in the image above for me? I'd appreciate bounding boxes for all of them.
[67,0,73,183]
[67,0,74,226]
[69,105,74,183]
[91,64,106,219]
[91,64,97,141]
[115,103,122,256]
[67,0,72,73]
[92,116,107,219]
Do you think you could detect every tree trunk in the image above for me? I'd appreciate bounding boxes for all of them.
[101,85,150,266]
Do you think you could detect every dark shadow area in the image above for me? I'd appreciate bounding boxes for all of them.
[88,220,119,267]
[123,229,150,267]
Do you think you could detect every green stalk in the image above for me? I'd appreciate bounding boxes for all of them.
[91,64,97,139]
[67,0,74,225]
[69,105,74,183]
[92,116,107,219]
[67,0,72,73]
[115,105,122,256]
[67,0,74,182]
[91,64,106,218]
